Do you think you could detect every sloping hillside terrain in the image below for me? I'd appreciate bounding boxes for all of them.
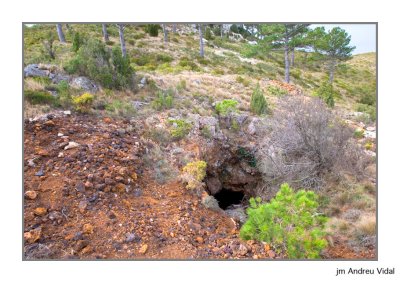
[23,24,376,259]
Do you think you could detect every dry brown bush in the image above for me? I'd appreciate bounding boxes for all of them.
[256,96,367,191]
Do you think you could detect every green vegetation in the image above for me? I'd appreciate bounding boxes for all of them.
[151,89,174,110]
[215,99,238,116]
[72,92,94,112]
[250,84,268,115]
[168,118,192,140]
[267,85,287,97]
[240,183,328,259]
[182,160,207,190]
[146,24,160,37]
[354,128,365,139]
[72,32,85,53]
[237,146,257,167]
[25,90,56,105]
[65,39,133,89]
[105,99,136,117]
[315,81,335,107]
[236,76,250,87]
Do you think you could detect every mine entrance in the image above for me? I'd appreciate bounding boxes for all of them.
[213,188,245,210]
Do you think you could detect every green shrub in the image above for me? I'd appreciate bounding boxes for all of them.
[204,27,213,40]
[240,183,328,259]
[356,103,376,122]
[146,24,160,37]
[56,80,71,106]
[237,146,257,167]
[146,127,172,145]
[182,160,207,190]
[24,90,55,105]
[215,99,238,116]
[236,76,250,87]
[354,128,365,139]
[358,93,375,106]
[133,33,145,40]
[151,89,174,110]
[111,46,134,88]
[267,85,287,97]
[211,68,224,75]
[72,93,94,112]
[168,119,192,140]
[250,84,268,115]
[105,99,136,117]
[65,39,133,89]
[178,57,200,71]
[72,32,85,53]
[200,126,212,139]
[315,81,335,108]
[176,79,187,92]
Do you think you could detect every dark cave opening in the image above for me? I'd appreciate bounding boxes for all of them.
[213,188,245,210]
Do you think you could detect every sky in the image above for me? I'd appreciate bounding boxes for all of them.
[310,24,376,55]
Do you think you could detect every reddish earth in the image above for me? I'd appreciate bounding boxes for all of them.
[23,112,273,259]
[23,112,374,260]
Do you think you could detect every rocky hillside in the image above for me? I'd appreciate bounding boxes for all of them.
[23,24,376,259]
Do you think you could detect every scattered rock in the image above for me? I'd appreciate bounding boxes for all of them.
[201,195,220,211]
[133,188,142,197]
[24,228,42,243]
[113,183,126,194]
[35,166,45,177]
[76,182,85,193]
[78,200,88,213]
[125,232,141,243]
[24,64,49,78]
[236,244,249,256]
[64,141,80,150]
[34,207,47,216]
[75,240,89,251]
[27,159,36,167]
[70,76,98,92]
[63,110,71,115]
[247,119,257,135]
[195,236,204,244]
[84,181,93,189]
[267,250,276,258]
[225,207,247,224]
[58,152,64,158]
[205,177,222,195]
[139,244,148,254]
[24,190,37,200]
[82,223,94,234]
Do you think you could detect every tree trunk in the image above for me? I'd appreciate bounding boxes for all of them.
[199,24,204,57]
[291,48,295,67]
[329,59,336,83]
[220,24,223,37]
[173,24,177,33]
[56,24,66,43]
[284,30,290,83]
[118,24,126,57]
[102,24,109,42]
[162,24,168,43]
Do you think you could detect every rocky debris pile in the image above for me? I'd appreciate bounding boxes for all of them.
[24,64,98,92]
[23,113,277,259]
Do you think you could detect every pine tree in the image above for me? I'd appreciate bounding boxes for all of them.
[258,24,309,83]
[310,27,355,83]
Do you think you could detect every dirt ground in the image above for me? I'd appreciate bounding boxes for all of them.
[23,112,375,260]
